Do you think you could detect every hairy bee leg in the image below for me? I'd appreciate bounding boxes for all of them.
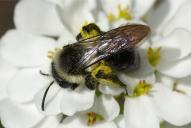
[85,74,99,90]
[54,77,79,90]
[41,81,54,111]
[96,71,128,94]
[39,70,51,76]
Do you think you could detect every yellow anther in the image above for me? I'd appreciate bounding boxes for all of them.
[133,80,152,96]
[87,112,104,126]
[108,4,133,22]
[147,47,161,67]
[118,4,133,20]
[47,48,61,60]
[108,13,117,22]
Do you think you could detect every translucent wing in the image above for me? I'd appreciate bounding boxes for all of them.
[71,24,150,71]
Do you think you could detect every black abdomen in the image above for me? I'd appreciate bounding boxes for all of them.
[106,49,140,71]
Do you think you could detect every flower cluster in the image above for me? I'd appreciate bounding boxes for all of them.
[1,0,191,128]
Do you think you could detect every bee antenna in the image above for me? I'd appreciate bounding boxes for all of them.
[41,81,54,111]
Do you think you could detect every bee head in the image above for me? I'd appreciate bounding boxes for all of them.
[76,23,103,41]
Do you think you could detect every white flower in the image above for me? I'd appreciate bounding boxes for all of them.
[14,0,65,36]
[169,75,191,98]
[101,0,156,20]
[114,115,125,128]
[0,98,60,128]
[148,0,191,35]
[47,0,96,35]
[119,1,191,127]
[1,0,191,128]
[58,95,119,128]
[0,29,96,116]
[0,0,98,127]
[124,82,191,128]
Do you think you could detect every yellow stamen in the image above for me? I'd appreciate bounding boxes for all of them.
[108,13,117,22]
[108,4,133,22]
[47,48,61,60]
[118,4,133,20]
[147,47,161,67]
[133,80,152,96]
[87,112,104,126]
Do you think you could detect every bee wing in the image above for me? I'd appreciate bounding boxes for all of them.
[74,24,150,70]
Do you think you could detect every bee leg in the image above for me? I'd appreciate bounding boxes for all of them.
[55,77,79,90]
[39,70,51,76]
[85,74,99,90]
[96,72,128,95]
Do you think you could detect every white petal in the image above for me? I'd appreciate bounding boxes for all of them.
[34,82,62,115]
[119,72,155,92]
[147,0,190,33]
[157,56,191,78]
[61,87,95,116]
[0,99,44,128]
[56,0,95,35]
[33,116,60,128]
[93,95,120,121]
[57,30,76,47]
[152,83,191,126]
[0,56,18,100]
[177,76,191,97]
[96,12,110,32]
[134,47,154,75]
[60,115,117,128]
[101,0,132,17]
[44,0,62,5]
[0,30,56,67]
[47,0,97,10]
[99,85,125,96]
[163,1,191,36]
[156,73,175,89]
[114,115,125,128]
[153,28,191,61]
[124,96,160,128]
[14,0,64,36]
[131,0,156,18]
[7,67,51,103]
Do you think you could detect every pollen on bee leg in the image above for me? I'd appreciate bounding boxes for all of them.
[86,112,104,126]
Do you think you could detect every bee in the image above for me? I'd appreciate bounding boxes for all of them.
[40,23,150,111]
